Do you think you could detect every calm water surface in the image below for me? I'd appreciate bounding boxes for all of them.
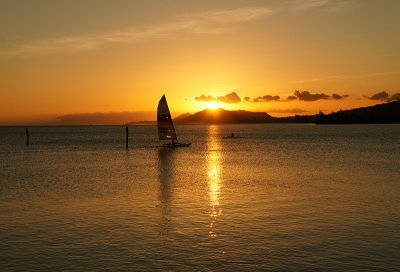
[1,124,399,271]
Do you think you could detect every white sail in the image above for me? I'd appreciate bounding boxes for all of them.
[157,95,177,141]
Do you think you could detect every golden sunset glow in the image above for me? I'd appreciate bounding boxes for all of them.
[1,1,400,124]
[206,125,222,238]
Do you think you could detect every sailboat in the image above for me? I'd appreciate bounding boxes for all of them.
[157,95,191,148]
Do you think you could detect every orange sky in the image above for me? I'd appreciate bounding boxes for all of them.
[1,1,399,124]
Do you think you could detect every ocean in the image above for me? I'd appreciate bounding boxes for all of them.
[1,124,399,271]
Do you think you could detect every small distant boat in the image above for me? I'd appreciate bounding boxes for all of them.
[222,133,241,139]
[157,95,191,148]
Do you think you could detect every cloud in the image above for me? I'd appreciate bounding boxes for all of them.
[218,92,241,103]
[327,0,355,12]
[332,93,350,100]
[0,6,273,55]
[194,92,241,104]
[194,95,216,103]
[250,91,345,102]
[364,91,389,101]
[223,91,351,104]
[290,0,330,10]
[288,0,355,13]
[191,6,273,24]
[364,91,400,102]
[267,108,309,114]
[294,90,330,101]
[253,94,280,102]
[292,71,400,84]
[390,92,400,101]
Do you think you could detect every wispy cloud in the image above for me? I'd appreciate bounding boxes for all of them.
[288,0,354,12]
[292,71,400,84]
[0,6,273,55]
[289,0,330,10]
[327,0,355,12]
[191,6,273,24]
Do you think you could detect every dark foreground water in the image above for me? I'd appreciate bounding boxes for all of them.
[1,124,399,271]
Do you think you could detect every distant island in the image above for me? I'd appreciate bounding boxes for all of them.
[128,100,400,125]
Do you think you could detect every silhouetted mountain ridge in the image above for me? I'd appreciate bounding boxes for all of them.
[128,100,400,124]
[174,108,277,124]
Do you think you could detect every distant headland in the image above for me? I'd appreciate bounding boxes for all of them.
[315,100,400,124]
[128,100,400,125]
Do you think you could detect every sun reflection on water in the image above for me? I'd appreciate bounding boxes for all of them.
[206,125,222,238]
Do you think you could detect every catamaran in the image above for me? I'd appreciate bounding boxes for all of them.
[157,95,191,148]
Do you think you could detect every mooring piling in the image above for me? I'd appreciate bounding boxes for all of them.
[125,126,129,149]
[26,127,29,146]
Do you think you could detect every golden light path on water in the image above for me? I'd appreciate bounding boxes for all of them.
[206,125,222,238]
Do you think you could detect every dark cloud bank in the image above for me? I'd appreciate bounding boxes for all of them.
[194,92,241,104]
[217,91,398,103]
[364,91,400,102]
[194,90,354,104]
[250,90,350,102]
[253,95,280,102]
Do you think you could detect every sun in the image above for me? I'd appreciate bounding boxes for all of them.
[205,102,220,110]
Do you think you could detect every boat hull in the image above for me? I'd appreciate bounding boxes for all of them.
[159,142,192,148]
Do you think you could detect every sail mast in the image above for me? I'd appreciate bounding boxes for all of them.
[166,96,178,143]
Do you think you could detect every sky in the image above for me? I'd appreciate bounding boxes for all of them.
[1,0,400,124]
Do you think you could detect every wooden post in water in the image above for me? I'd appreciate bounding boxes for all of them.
[26,127,29,146]
[125,126,128,149]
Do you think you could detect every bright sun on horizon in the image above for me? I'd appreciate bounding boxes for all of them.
[205,102,221,110]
